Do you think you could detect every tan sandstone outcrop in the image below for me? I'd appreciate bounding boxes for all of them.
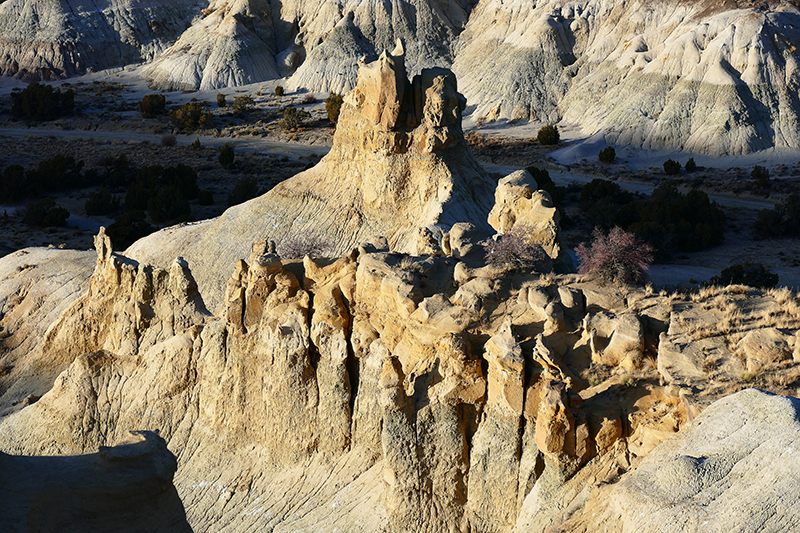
[127,43,496,314]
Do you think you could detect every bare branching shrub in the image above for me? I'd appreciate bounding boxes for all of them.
[303,93,317,104]
[576,226,654,286]
[160,134,176,147]
[277,230,332,259]
[485,224,549,270]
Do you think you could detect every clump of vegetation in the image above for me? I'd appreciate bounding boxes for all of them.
[685,158,698,172]
[526,165,565,208]
[147,186,191,224]
[275,85,285,97]
[190,138,202,151]
[537,124,560,145]
[219,144,235,167]
[663,159,681,176]
[710,262,779,289]
[216,93,227,108]
[485,224,549,271]
[326,93,344,124]
[580,180,725,260]
[197,190,214,206]
[24,198,70,227]
[754,193,800,238]
[125,164,198,224]
[11,82,74,121]
[233,95,256,115]
[598,146,616,163]
[84,187,120,216]
[576,226,654,286]
[140,94,166,118]
[277,229,332,259]
[227,177,260,206]
[160,134,177,147]
[303,93,317,104]
[106,210,155,250]
[170,102,213,130]
[752,165,770,189]
[280,107,310,130]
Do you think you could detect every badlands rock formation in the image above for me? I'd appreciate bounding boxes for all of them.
[0,0,202,80]
[5,0,800,152]
[2,220,800,531]
[128,44,497,313]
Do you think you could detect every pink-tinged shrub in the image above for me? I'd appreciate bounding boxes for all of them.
[277,230,332,259]
[576,226,654,285]
[485,224,548,270]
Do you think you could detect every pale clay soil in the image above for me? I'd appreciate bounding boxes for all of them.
[0,66,798,289]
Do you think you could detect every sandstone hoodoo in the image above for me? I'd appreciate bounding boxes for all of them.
[126,41,497,313]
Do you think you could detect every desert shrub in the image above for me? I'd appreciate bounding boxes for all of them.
[754,193,800,238]
[106,210,155,250]
[0,165,29,202]
[147,186,191,223]
[11,82,74,121]
[216,93,227,108]
[663,159,681,175]
[280,107,310,130]
[275,85,285,97]
[303,93,317,104]
[227,177,260,206]
[485,224,549,270]
[99,155,136,189]
[277,229,331,259]
[190,138,202,151]
[197,189,214,205]
[219,144,235,167]
[598,146,616,163]
[685,158,698,172]
[576,226,654,286]
[233,95,256,115]
[160,133,177,147]
[326,93,344,124]
[125,164,198,211]
[26,155,86,193]
[140,94,166,118]
[526,165,565,207]
[84,187,120,216]
[752,165,770,189]
[24,198,69,227]
[170,102,213,130]
[710,262,778,289]
[537,124,560,145]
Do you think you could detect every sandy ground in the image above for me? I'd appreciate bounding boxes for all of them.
[1,66,799,289]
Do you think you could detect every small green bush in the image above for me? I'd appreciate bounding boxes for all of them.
[0,165,29,202]
[752,165,770,189]
[227,177,260,206]
[326,93,344,124]
[233,95,256,115]
[663,159,681,175]
[280,107,310,130]
[197,189,214,206]
[216,93,226,108]
[25,198,69,227]
[190,138,202,151]
[140,94,166,118]
[754,193,800,238]
[106,210,155,250]
[685,158,698,172]
[710,262,778,289]
[275,85,285,97]
[598,146,616,163]
[219,144,234,167]
[526,165,565,207]
[11,82,74,121]
[85,187,120,216]
[537,124,560,145]
[170,102,213,131]
[148,186,191,224]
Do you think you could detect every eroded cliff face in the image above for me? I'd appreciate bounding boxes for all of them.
[0,0,203,80]
[2,208,800,532]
